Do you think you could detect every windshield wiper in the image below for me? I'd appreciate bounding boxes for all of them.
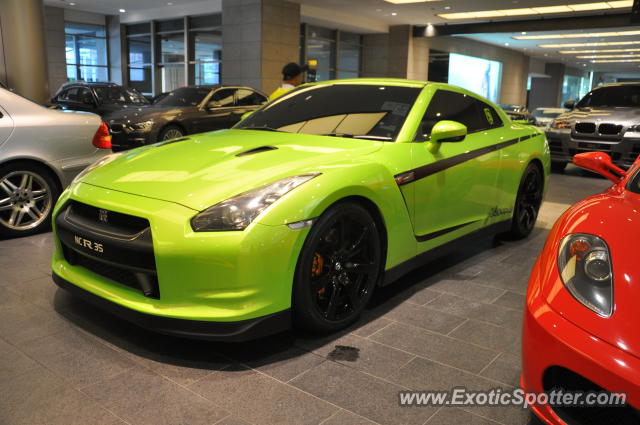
[240,125,283,132]
[322,133,393,141]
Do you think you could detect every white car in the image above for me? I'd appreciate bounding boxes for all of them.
[532,107,567,128]
[0,88,111,238]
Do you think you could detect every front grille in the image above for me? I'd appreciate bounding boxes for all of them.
[543,367,639,425]
[63,245,160,299]
[599,123,622,135]
[575,122,596,133]
[577,142,613,152]
[67,201,149,238]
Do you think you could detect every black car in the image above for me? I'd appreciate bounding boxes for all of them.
[105,85,268,151]
[51,82,150,116]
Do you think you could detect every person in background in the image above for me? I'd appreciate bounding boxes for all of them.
[269,62,308,101]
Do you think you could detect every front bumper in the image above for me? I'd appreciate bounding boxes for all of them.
[109,124,153,152]
[546,129,640,168]
[51,182,310,341]
[521,263,640,425]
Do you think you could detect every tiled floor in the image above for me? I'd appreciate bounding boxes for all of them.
[0,166,612,425]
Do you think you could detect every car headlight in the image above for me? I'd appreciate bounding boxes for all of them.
[72,153,122,184]
[128,120,154,131]
[191,173,320,232]
[558,233,613,317]
[550,119,572,129]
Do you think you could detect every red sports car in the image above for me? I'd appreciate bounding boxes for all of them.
[522,152,640,425]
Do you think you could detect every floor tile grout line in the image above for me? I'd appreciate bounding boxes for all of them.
[421,405,443,425]
[317,409,341,425]
[361,320,396,339]
[73,387,134,425]
[446,317,469,336]
[487,289,509,305]
[284,353,327,384]
[477,351,504,375]
[357,335,515,390]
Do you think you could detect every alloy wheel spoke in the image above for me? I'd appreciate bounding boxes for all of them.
[19,173,29,190]
[0,180,15,196]
[345,262,375,274]
[324,285,340,320]
[25,207,39,221]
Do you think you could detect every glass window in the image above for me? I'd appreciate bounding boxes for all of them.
[210,88,236,107]
[159,64,186,92]
[236,89,267,106]
[65,22,108,82]
[127,23,151,35]
[307,39,334,79]
[159,33,185,63]
[302,25,362,82]
[194,30,221,62]
[419,90,494,136]
[129,67,152,94]
[154,87,212,107]
[190,14,222,29]
[237,84,421,140]
[157,19,184,33]
[194,62,220,85]
[128,35,152,65]
[93,86,149,105]
[338,43,360,73]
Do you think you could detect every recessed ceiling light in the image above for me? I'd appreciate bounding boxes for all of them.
[68,2,76,5]
[521,31,527,35]
[437,1,632,20]
[444,6,451,10]
[391,12,398,15]
[119,8,126,12]
[167,1,173,4]
[504,42,510,46]
[515,29,640,40]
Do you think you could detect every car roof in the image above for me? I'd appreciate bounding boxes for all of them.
[593,82,640,89]
[60,82,122,88]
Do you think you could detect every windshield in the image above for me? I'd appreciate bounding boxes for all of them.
[93,86,149,105]
[154,87,213,107]
[236,84,421,140]
[577,85,640,108]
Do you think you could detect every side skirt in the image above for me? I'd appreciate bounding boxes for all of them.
[381,219,512,286]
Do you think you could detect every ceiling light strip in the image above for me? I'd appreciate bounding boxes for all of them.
[514,30,640,40]
[437,0,632,20]
[540,40,640,48]
[576,54,640,58]
[558,48,640,53]
[590,58,640,63]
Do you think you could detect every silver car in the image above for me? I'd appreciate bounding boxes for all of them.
[546,83,640,171]
[0,88,110,237]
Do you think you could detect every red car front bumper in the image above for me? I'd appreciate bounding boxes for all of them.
[521,261,640,425]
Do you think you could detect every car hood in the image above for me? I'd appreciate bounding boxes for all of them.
[548,188,640,359]
[103,105,183,123]
[80,129,384,211]
[557,106,640,126]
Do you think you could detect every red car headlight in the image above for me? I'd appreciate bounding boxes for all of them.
[558,233,613,317]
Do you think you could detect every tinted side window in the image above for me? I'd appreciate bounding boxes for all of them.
[236,89,266,106]
[62,87,81,102]
[419,90,493,138]
[211,88,236,107]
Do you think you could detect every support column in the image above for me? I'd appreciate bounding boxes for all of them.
[0,0,49,103]
[529,62,565,110]
[221,0,300,94]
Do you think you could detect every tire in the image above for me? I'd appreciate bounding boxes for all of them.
[551,161,567,172]
[0,162,60,238]
[507,163,543,240]
[292,202,383,333]
[158,125,184,142]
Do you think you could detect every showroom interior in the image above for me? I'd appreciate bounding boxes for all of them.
[1,0,640,425]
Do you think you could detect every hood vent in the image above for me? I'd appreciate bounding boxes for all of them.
[236,146,278,157]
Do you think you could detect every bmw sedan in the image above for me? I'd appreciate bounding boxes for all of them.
[105,85,268,151]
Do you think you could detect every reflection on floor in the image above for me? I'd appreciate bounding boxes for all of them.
[0,165,612,425]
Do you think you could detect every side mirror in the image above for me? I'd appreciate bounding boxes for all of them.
[430,120,467,143]
[240,111,254,121]
[564,99,576,110]
[573,152,627,183]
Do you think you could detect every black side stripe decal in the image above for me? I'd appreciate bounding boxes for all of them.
[395,133,537,186]
[415,220,480,242]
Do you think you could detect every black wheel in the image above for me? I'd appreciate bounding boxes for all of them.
[551,161,567,172]
[292,202,383,332]
[508,163,543,239]
[0,162,60,238]
[158,125,184,141]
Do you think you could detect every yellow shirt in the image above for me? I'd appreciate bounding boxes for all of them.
[268,84,295,101]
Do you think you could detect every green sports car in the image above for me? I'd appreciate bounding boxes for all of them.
[51,79,550,341]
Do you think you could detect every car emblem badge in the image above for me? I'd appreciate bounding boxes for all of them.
[98,209,108,223]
